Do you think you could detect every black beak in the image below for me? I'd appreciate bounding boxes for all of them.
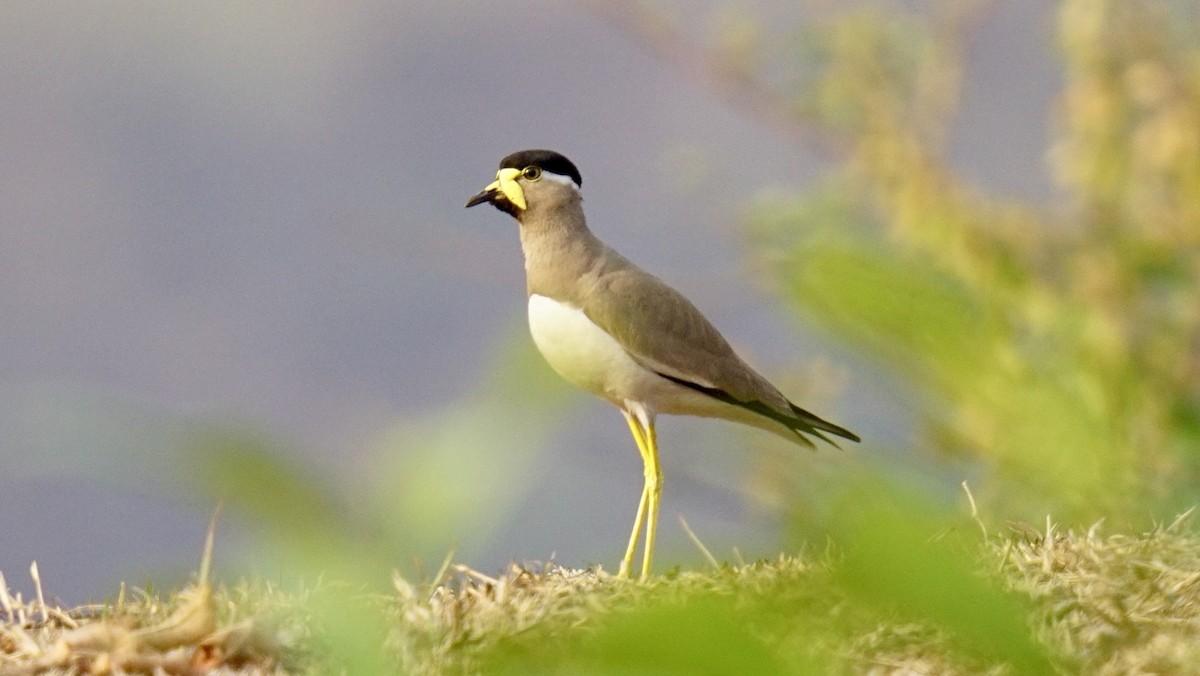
[465,188,497,208]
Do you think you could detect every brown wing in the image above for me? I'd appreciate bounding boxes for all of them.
[582,263,861,445]
[582,265,794,414]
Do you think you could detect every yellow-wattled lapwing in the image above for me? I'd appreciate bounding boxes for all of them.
[466,149,858,581]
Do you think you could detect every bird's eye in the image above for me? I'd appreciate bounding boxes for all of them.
[522,166,542,181]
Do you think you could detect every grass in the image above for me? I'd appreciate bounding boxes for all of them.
[2,514,1199,674]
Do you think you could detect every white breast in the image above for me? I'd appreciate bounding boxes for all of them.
[526,294,772,428]
[527,294,643,403]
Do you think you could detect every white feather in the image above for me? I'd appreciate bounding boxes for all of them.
[540,171,578,188]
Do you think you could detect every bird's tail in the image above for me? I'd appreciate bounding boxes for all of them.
[656,372,859,449]
[784,402,860,448]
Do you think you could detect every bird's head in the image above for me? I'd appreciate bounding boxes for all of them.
[465,149,582,218]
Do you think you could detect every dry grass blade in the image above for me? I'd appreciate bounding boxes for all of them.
[961,481,987,539]
[133,507,220,651]
[678,514,720,570]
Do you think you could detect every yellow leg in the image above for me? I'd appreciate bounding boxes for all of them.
[639,419,662,583]
[619,483,650,578]
[618,412,651,579]
[617,410,663,582]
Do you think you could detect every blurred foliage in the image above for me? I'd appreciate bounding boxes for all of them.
[488,596,791,675]
[735,0,1200,522]
[828,478,1052,673]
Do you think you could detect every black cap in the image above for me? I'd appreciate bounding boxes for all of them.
[499,149,582,187]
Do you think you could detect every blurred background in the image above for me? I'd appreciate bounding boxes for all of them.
[2,0,1197,604]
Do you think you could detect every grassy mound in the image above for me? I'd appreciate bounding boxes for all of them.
[3,519,1198,673]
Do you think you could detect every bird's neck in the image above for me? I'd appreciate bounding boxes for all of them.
[518,206,606,303]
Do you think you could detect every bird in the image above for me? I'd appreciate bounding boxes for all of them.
[465,149,859,581]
